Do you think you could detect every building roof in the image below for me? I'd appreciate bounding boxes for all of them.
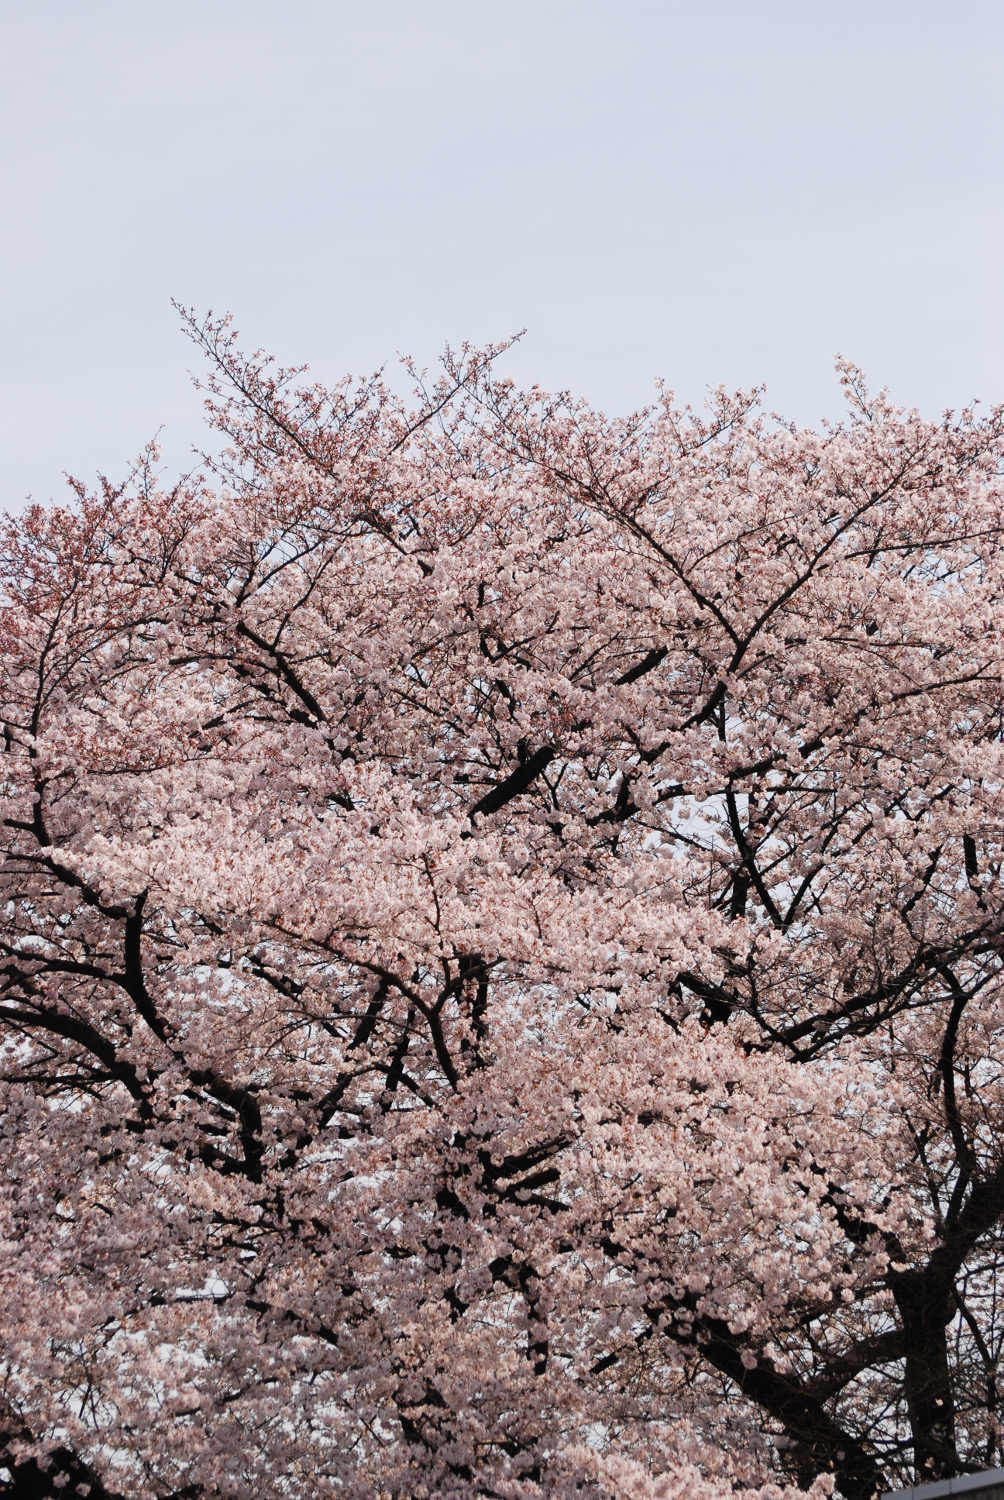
[882,1468,1004,1500]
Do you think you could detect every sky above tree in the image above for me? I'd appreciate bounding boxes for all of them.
[0,0,1002,512]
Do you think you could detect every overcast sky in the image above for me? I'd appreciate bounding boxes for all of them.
[1,0,1002,510]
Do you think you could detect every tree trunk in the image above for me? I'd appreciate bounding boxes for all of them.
[891,1273,959,1483]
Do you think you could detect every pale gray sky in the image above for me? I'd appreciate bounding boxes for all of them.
[1,0,1002,510]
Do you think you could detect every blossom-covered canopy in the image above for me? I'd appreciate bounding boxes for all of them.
[2,318,1004,1499]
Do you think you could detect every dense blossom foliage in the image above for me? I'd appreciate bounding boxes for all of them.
[2,317,1004,1499]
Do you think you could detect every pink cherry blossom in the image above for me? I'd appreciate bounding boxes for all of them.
[3,314,1004,1498]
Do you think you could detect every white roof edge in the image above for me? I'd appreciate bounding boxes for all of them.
[882,1467,1004,1500]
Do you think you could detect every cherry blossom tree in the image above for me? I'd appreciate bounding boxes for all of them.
[2,314,1004,1499]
